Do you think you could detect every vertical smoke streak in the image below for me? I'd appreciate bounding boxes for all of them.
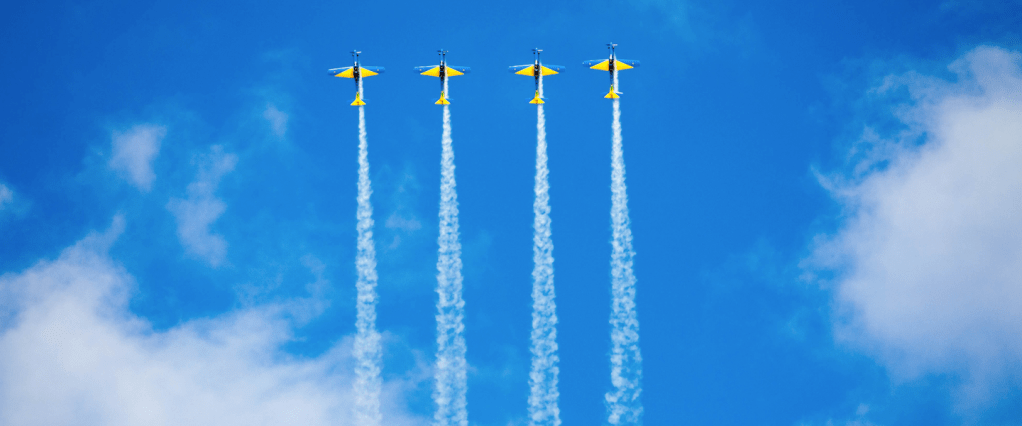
[528,77,561,426]
[434,103,468,426]
[353,105,383,426]
[606,89,643,425]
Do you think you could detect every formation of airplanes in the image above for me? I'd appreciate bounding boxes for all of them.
[329,44,640,106]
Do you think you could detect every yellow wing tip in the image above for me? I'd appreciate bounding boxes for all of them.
[351,92,366,106]
[435,92,450,105]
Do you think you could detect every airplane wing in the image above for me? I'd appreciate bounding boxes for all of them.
[616,59,640,69]
[328,66,356,77]
[447,66,471,76]
[414,65,441,76]
[508,64,533,74]
[582,59,610,71]
[541,65,565,75]
[509,65,565,76]
[361,66,385,76]
[582,59,639,71]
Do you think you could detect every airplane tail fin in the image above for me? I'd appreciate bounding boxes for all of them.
[436,91,450,105]
[530,90,545,104]
[350,92,367,106]
[604,85,620,99]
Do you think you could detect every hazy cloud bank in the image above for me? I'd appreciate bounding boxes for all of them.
[809,46,1022,405]
[0,218,424,426]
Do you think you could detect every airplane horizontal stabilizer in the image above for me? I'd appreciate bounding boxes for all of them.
[351,92,367,106]
[530,91,545,104]
[435,91,450,105]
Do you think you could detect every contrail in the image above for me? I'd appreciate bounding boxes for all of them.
[605,78,643,425]
[353,105,383,426]
[528,77,561,426]
[433,94,469,426]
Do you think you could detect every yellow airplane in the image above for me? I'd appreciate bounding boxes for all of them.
[508,48,565,104]
[327,50,385,106]
[582,43,640,98]
[414,50,471,105]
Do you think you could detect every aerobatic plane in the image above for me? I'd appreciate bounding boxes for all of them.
[508,48,565,104]
[582,43,640,99]
[413,50,471,105]
[327,50,385,106]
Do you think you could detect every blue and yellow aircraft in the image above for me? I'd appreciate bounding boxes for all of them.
[582,43,640,99]
[508,48,565,104]
[413,50,471,105]
[327,50,385,106]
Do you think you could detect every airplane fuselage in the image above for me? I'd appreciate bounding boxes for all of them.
[607,52,617,85]
[533,62,542,92]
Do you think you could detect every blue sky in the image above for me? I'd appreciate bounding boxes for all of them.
[2,0,1022,425]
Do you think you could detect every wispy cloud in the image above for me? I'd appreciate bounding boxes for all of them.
[808,46,1022,406]
[263,103,289,139]
[167,146,237,267]
[0,219,425,426]
[108,124,166,192]
[0,183,13,210]
[797,403,880,426]
[385,213,422,232]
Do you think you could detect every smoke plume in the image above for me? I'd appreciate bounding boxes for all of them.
[605,94,643,426]
[433,104,468,426]
[353,106,383,426]
[528,76,561,426]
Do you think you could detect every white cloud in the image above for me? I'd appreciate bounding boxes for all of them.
[109,124,165,192]
[809,46,1022,400]
[0,218,425,426]
[0,183,12,210]
[263,104,288,138]
[167,146,237,267]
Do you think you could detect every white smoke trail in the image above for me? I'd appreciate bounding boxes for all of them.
[605,96,642,426]
[353,105,383,426]
[528,76,561,426]
[434,104,468,426]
